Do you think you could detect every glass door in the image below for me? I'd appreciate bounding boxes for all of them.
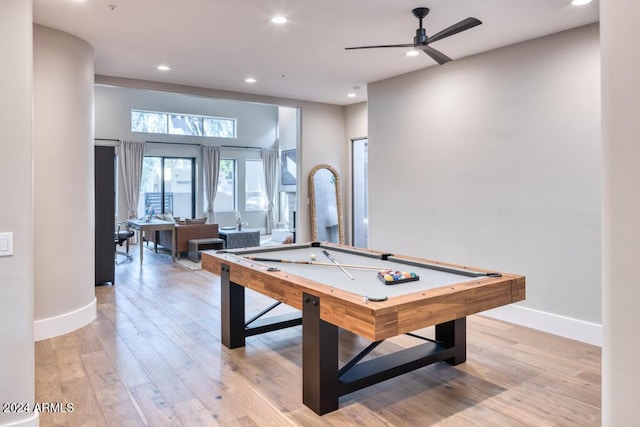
[352,138,368,248]
[138,156,195,219]
[163,158,195,219]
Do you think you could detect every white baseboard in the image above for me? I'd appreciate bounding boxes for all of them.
[33,297,97,342]
[483,304,602,347]
[1,412,39,426]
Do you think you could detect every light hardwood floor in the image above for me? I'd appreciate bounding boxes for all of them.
[35,246,601,426]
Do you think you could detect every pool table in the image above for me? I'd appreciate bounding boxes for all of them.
[202,242,525,415]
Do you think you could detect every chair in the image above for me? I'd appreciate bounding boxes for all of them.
[115,222,134,263]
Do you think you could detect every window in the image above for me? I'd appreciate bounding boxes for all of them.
[131,109,236,138]
[138,156,195,219]
[169,114,203,136]
[203,117,235,138]
[245,159,268,211]
[212,159,236,212]
[132,111,167,134]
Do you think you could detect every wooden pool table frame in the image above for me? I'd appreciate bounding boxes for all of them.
[202,242,525,415]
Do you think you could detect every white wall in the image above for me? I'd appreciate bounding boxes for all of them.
[33,25,96,339]
[345,102,368,141]
[601,0,640,424]
[0,2,36,425]
[368,24,601,340]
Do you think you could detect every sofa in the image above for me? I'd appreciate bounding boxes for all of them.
[147,223,221,257]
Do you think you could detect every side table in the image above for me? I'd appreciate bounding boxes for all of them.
[219,229,261,249]
[188,238,225,262]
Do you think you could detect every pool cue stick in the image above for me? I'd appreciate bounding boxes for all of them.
[322,249,354,280]
[243,257,383,271]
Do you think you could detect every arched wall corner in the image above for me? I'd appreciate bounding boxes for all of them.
[33,25,96,338]
[1,410,39,427]
[34,297,97,341]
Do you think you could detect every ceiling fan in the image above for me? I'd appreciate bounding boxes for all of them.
[345,7,482,65]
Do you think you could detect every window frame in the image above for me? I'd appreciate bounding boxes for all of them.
[131,109,237,139]
[210,158,237,213]
[245,158,268,212]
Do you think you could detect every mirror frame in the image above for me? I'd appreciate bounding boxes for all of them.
[308,164,345,244]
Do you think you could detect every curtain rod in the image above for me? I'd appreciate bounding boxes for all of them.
[94,138,263,150]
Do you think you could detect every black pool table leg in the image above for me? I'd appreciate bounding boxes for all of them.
[302,292,339,415]
[435,317,467,365]
[221,264,246,349]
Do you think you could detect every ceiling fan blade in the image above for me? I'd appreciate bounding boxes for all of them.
[428,17,482,44]
[345,43,415,50]
[420,45,452,65]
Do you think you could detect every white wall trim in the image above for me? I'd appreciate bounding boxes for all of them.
[1,412,39,427]
[483,304,602,347]
[33,297,97,342]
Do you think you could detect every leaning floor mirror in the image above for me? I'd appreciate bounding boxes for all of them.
[309,164,345,244]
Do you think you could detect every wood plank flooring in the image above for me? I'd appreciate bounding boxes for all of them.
[35,246,601,426]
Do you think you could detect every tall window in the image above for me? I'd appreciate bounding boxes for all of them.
[138,157,195,219]
[212,159,236,212]
[132,110,236,138]
[245,159,268,211]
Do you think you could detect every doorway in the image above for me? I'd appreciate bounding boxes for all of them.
[352,138,368,248]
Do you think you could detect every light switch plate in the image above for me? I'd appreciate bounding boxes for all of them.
[0,232,14,256]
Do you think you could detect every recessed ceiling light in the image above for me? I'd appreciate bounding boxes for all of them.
[406,50,420,57]
[347,93,357,98]
[157,65,171,71]
[245,77,257,83]
[571,0,592,5]
[271,16,288,24]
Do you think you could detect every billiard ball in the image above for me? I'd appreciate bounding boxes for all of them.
[310,253,317,260]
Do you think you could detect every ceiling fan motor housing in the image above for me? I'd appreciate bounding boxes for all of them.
[414,28,428,46]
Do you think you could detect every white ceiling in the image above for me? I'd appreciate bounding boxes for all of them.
[33,0,599,106]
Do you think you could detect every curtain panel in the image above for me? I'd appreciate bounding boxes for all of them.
[202,145,221,224]
[118,140,145,219]
[262,147,279,234]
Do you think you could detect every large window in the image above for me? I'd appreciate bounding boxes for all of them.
[245,159,268,211]
[132,110,236,138]
[138,157,195,219]
[213,159,236,212]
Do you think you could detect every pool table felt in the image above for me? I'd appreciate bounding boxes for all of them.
[234,246,488,301]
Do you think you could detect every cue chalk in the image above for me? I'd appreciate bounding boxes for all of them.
[322,249,354,280]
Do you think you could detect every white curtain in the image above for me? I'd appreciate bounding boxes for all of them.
[262,147,279,234]
[118,140,145,219]
[202,145,221,224]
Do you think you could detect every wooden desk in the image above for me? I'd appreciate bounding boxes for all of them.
[126,219,176,265]
[202,242,525,415]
